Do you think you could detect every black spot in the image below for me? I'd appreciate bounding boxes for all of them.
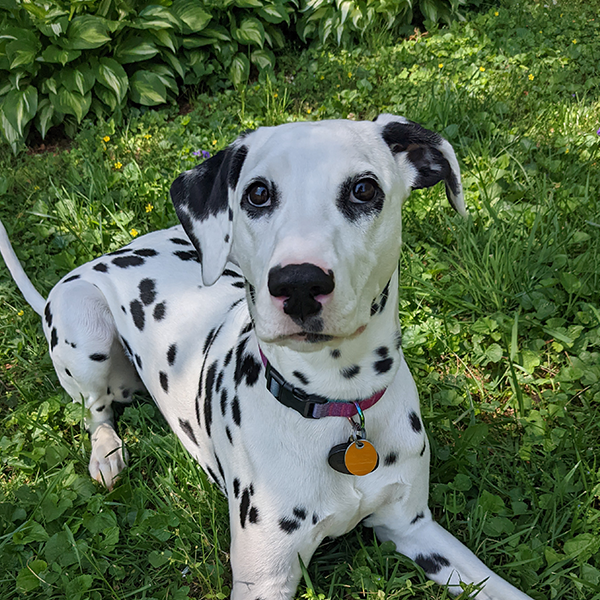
[220,389,228,416]
[215,370,223,392]
[240,488,250,528]
[395,330,402,350]
[215,454,226,483]
[223,269,242,278]
[107,387,111,395]
[50,328,58,350]
[139,278,157,305]
[134,248,158,257]
[63,274,80,283]
[204,361,218,437]
[225,426,233,444]
[96,405,105,412]
[224,234,230,243]
[121,305,126,314]
[170,237,191,246]
[374,358,393,374]
[336,171,385,223]
[93,262,108,273]
[376,346,389,358]
[409,411,422,433]
[234,337,261,388]
[89,353,108,362]
[293,507,307,521]
[233,478,240,498]
[249,506,259,524]
[65,369,72,377]
[174,250,200,262]
[113,255,145,268]
[130,299,145,331]
[179,418,198,446]
[228,207,233,221]
[122,388,130,399]
[224,348,234,367]
[420,441,427,456]
[228,144,248,189]
[341,365,360,379]
[231,281,245,288]
[135,354,143,370]
[279,517,301,534]
[121,338,133,356]
[293,371,310,386]
[205,466,222,489]
[153,302,166,321]
[247,282,256,304]
[312,513,319,525]
[203,327,219,355]
[44,303,52,328]
[415,553,450,575]
[232,396,241,427]
[331,349,341,359]
[230,298,244,311]
[240,322,253,336]
[384,452,398,466]
[159,371,169,393]
[411,512,425,525]
[167,344,177,366]
[108,247,131,256]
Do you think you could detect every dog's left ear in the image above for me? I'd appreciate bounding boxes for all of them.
[170,140,249,286]
[375,114,466,216]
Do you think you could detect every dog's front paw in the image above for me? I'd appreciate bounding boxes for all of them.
[89,423,128,490]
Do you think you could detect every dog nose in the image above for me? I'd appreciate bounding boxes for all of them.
[268,264,335,321]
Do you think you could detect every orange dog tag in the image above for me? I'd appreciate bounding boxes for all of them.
[344,440,379,476]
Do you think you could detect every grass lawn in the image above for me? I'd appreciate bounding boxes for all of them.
[1,0,600,598]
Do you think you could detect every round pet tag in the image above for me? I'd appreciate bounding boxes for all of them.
[344,440,379,476]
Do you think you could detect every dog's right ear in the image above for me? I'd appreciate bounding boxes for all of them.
[170,139,249,286]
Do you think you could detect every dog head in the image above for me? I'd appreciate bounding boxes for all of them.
[171,115,464,349]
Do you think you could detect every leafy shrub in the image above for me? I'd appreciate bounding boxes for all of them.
[0,0,477,152]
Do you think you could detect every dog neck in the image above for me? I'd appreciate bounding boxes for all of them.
[257,270,402,402]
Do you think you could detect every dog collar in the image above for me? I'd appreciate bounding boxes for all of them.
[259,349,385,419]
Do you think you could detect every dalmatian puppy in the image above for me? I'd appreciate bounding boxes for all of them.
[0,115,532,599]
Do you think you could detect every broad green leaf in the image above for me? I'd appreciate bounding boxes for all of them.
[197,26,231,41]
[6,40,38,69]
[162,51,185,79]
[151,29,178,53]
[478,489,505,514]
[2,86,38,136]
[96,58,128,101]
[250,48,275,70]
[258,4,290,24]
[485,343,503,362]
[129,70,167,106]
[264,23,285,48]
[148,549,172,568]
[138,5,180,29]
[146,65,178,94]
[229,53,250,87]
[35,97,54,138]
[41,45,82,65]
[16,560,47,593]
[61,66,95,96]
[68,15,112,49]
[233,18,265,47]
[42,76,58,95]
[49,88,92,123]
[114,36,159,63]
[234,0,263,7]
[0,111,21,153]
[95,84,119,110]
[34,14,70,38]
[172,0,212,32]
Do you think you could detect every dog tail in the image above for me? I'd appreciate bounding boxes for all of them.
[0,220,46,316]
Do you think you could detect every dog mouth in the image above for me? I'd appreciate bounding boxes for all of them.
[284,324,367,344]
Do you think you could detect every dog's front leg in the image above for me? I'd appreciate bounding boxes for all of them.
[371,510,532,599]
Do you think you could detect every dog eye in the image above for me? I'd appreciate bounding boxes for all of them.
[351,179,378,203]
[246,183,271,207]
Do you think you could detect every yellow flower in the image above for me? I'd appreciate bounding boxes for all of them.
[212,140,217,146]
[572,39,577,44]
[103,136,110,142]
[274,93,278,98]
[565,149,569,154]
[306,108,312,114]
[17,310,24,316]
[145,203,154,213]
[494,11,499,16]
[479,66,486,72]
[144,134,152,139]
[130,228,139,237]
[348,72,352,78]
[528,74,534,81]
[34,185,40,190]
[320,75,325,80]
[114,161,122,169]
[438,63,444,69]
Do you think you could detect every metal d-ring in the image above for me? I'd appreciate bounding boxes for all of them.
[347,401,366,443]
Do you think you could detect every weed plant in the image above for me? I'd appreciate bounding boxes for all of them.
[0,0,599,598]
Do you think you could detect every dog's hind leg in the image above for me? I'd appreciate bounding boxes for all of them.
[46,280,143,489]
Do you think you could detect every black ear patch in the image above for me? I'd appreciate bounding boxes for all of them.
[381,120,461,202]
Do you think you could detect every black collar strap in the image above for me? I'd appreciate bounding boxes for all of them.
[259,349,386,419]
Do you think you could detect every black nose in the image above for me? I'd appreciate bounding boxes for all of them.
[268,263,335,321]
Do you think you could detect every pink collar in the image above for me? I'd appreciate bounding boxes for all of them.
[259,349,386,419]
